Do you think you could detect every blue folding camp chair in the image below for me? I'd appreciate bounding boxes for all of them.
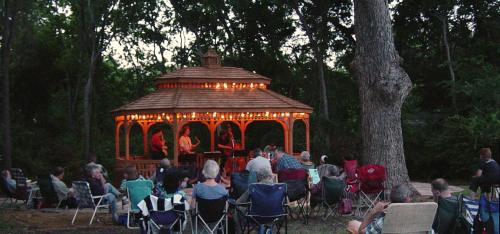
[194,196,229,234]
[138,194,189,234]
[244,183,288,234]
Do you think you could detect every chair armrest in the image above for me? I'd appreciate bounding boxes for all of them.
[92,195,105,199]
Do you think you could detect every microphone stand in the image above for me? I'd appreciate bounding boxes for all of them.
[231,136,236,173]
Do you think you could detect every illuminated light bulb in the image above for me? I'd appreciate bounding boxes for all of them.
[191,112,196,118]
[221,115,225,119]
[157,116,161,120]
[260,83,264,87]
[183,114,187,118]
[257,114,261,117]
[205,83,208,88]
[241,113,245,117]
[166,116,170,120]
[250,83,254,88]
[232,82,236,87]
[216,83,220,89]
[273,113,277,117]
[223,83,228,89]
[243,84,246,88]
[213,112,217,117]
[281,113,285,117]
[265,111,269,117]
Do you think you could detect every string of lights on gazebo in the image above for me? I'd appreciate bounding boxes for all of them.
[118,111,308,122]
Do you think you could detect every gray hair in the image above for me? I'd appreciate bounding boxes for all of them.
[160,158,171,168]
[390,184,412,203]
[301,151,311,161]
[90,166,101,176]
[256,168,273,182]
[202,160,219,179]
[253,148,262,157]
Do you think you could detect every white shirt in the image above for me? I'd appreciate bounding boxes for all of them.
[179,136,193,153]
[246,156,272,173]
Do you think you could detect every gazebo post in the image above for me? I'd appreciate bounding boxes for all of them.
[288,118,295,154]
[209,119,215,151]
[125,121,131,160]
[240,120,246,149]
[115,121,121,159]
[305,119,310,152]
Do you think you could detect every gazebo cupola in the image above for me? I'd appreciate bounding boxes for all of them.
[112,49,313,167]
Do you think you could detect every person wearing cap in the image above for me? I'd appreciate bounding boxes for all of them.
[300,151,315,170]
[317,155,341,178]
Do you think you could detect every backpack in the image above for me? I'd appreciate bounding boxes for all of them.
[472,195,499,234]
[339,198,353,214]
[451,194,473,234]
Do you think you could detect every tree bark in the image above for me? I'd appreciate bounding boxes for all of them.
[440,16,457,113]
[351,0,413,190]
[1,0,18,169]
[83,0,97,161]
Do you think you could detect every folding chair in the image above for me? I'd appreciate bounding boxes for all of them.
[278,168,309,224]
[0,176,17,207]
[194,196,229,234]
[124,179,154,229]
[137,194,189,234]
[9,168,31,205]
[433,196,459,233]
[37,174,63,209]
[243,183,288,234]
[229,171,257,199]
[312,176,345,221]
[71,181,110,225]
[382,202,437,234]
[357,164,386,216]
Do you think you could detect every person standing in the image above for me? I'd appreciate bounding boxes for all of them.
[151,129,168,160]
[469,148,500,198]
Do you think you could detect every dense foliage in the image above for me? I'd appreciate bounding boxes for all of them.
[0,0,498,183]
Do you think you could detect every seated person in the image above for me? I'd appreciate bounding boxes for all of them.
[1,169,16,194]
[120,165,145,191]
[431,178,458,234]
[84,153,109,178]
[192,160,228,205]
[233,168,275,233]
[156,168,190,201]
[300,151,315,170]
[274,147,303,172]
[50,166,77,208]
[469,148,500,198]
[347,184,413,234]
[86,167,120,223]
[245,148,271,173]
[150,158,172,186]
[317,155,342,178]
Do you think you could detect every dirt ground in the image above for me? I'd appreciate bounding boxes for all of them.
[0,206,353,234]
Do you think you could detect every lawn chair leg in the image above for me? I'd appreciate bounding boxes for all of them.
[90,206,99,225]
[127,210,131,228]
[71,206,80,224]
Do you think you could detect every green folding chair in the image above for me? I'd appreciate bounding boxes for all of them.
[125,180,154,229]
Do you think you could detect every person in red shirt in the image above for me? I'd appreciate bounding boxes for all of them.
[151,129,168,159]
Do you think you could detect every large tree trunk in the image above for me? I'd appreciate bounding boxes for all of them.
[352,0,413,190]
[1,0,17,169]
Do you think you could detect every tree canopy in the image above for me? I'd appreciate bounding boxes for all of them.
[0,0,498,183]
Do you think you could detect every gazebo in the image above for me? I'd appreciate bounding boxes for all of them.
[111,50,313,176]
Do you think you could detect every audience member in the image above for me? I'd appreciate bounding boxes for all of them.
[469,148,500,198]
[245,148,272,173]
[86,167,120,223]
[347,184,413,234]
[1,170,16,194]
[119,165,145,191]
[150,158,172,186]
[300,151,315,170]
[274,147,302,172]
[431,178,458,234]
[84,153,108,178]
[51,166,77,208]
[192,160,228,203]
[317,155,341,178]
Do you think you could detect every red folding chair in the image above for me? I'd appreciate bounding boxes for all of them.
[357,164,386,216]
[343,160,359,194]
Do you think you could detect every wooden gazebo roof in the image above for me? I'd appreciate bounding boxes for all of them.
[112,49,312,115]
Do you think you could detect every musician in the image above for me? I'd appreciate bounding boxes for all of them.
[216,124,235,171]
[179,125,200,154]
[151,129,168,160]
